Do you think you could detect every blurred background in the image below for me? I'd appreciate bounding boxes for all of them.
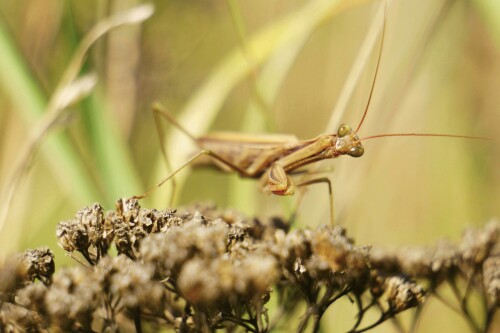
[0,0,498,331]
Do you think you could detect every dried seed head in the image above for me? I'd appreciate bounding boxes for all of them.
[107,255,165,312]
[112,216,136,259]
[369,270,387,298]
[177,258,223,305]
[293,257,307,276]
[274,229,313,269]
[16,283,48,318]
[74,203,105,247]
[312,226,367,274]
[239,255,278,296]
[56,203,110,263]
[227,222,250,243]
[0,259,29,301]
[371,241,460,287]
[483,245,500,308]
[368,247,400,273]
[460,220,499,267]
[0,302,44,333]
[17,247,55,286]
[385,276,425,313]
[109,199,182,259]
[430,240,460,279]
[177,254,278,306]
[310,226,370,289]
[138,207,177,232]
[140,217,229,278]
[116,197,140,217]
[0,248,54,304]
[45,267,101,331]
[55,220,89,253]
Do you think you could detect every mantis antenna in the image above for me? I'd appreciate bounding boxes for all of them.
[355,0,387,134]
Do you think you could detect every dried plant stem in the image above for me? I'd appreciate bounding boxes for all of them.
[433,291,463,316]
[449,280,482,333]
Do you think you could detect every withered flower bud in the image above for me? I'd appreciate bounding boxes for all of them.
[55,220,89,253]
[294,258,308,276]
[16,283,48,321]
[0,302,44,332]
[0,258,29,301]
[17,247,55,285]
[483,246,500,308]
[74,203,105,247]
[177,258,222,305]
[113,216,136,259]
[396,246,433,278]
[385,276,425,313]
[177,254,278,306]
[137,207,176,233]
[107,255,165,312]
[429,240,460,281]
[273,229,313,270]
[238,255,278,297]
[45,267,101,331]
[140,219,228,277]
[116,197,141,218]
[460,220,499,267]
[371,241,460,287]
[110,199,184,259]
[369,247,400,273]
[56,204,111,264]
[312,226,370,283]
[227,222,250,243]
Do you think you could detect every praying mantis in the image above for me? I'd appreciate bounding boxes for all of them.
[133,2,489,226]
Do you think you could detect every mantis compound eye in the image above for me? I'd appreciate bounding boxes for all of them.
[348,145,364,157]
[337,124,352,138]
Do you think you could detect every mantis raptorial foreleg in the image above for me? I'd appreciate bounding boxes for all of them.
[133,148,254,200]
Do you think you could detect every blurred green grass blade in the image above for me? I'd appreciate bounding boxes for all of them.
[226,0,276,131]
[154,0,374,207]
[54,4,153,205]
[0,19,101,203]
[84,93,143,205]
[60,4,149,206]
[227,23,311,215]
[326,0,385,132]
[0,3,153,219]
[473,0,500,44]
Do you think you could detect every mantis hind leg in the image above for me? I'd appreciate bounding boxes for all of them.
[148,103,254,203]
[133,148,256,201]
[292,177,335,226]
[151,102,199,145]
[151,103,180,206]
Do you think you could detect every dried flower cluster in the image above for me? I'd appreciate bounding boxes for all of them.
[370,220,499,332]
[0,199,498,333]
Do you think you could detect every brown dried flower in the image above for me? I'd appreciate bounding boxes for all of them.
[17,247,55,286]
[384,276,425,313]
[483,245,500,309]
[3,201,497,332]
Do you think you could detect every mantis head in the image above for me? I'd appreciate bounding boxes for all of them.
[334,124,364,158]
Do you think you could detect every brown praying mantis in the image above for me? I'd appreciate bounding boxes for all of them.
[136,108,486,226]
[133,4,489,226]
